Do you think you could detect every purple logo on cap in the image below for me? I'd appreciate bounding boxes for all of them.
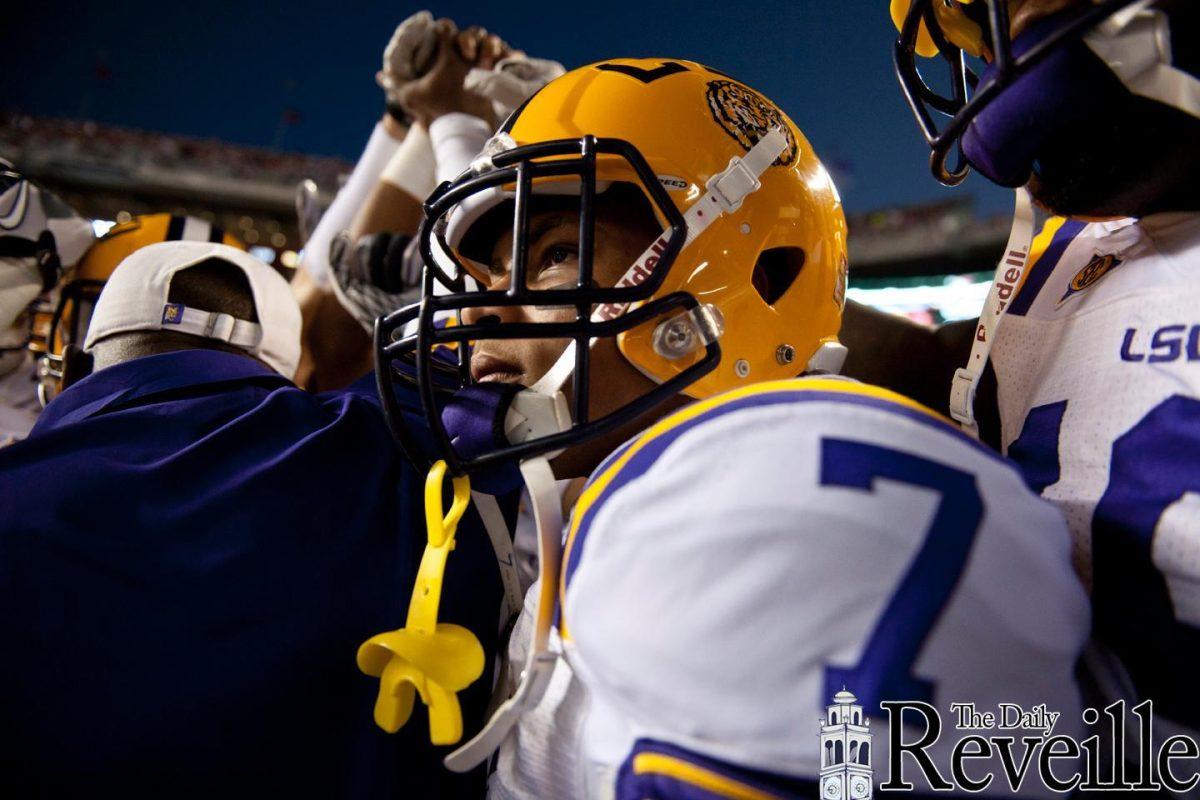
[162,303,185,324]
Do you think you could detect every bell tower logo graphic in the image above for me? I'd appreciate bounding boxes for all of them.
[819,688,873,799]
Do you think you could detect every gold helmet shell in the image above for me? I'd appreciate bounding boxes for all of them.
[495,58,847,397]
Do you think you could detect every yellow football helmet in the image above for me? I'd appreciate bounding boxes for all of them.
[31,213,244,404]
[377,58,847,473]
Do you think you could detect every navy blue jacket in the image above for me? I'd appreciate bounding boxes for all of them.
[0,350,507,798]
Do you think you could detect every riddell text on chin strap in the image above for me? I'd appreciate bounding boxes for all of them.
[949,187,1035,435]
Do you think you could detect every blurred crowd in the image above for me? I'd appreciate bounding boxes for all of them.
[1,113,350,188]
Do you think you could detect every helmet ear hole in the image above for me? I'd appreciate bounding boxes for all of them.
[751,247,805,307]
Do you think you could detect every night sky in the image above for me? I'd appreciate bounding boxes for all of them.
[3,0,1011,216]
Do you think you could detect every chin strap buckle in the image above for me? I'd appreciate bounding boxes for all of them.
[503,389,572,446]
[469,132,518,175]
[651,304,726,360]
[949,367,978,429]
[805,341,849,375]
[705,128,788,214]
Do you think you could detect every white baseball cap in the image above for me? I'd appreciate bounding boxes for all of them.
[83,240,302,379]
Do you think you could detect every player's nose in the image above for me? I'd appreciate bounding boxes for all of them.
[460,301,518,327]
[462,309,501,328]
[461,271,534,327]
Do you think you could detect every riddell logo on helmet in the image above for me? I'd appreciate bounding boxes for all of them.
[595,236,671,321]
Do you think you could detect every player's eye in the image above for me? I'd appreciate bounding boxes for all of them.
[543,245,576,268]
[527,242,580,291]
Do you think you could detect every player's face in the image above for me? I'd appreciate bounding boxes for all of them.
[460,195,686,476]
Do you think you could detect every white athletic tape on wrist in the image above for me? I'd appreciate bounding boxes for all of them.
[380,122,436,201]
[429,113,495,187]
[303,122,402,286]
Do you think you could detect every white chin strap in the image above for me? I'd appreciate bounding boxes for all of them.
[445,456,562,773]
[948,188,1035,436]
[530,129,790,397]
[469,491,525,636]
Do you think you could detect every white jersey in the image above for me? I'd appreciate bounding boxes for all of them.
[0,353,39,447]
[491,377,1088,799]
[991,212,1200,731]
